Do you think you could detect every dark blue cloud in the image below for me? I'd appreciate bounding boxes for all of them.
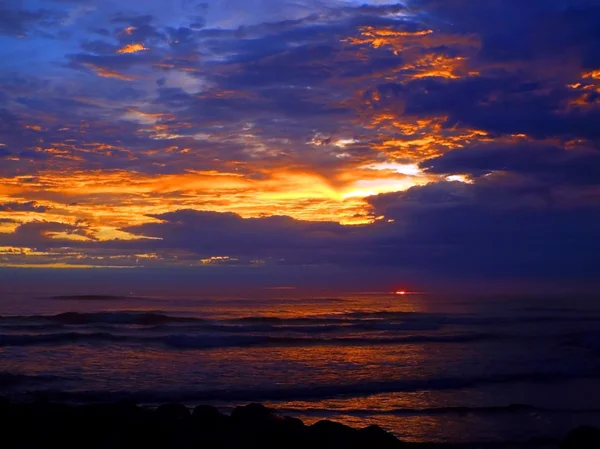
[0,220,91,248]
[80,39,119,55]
[420,143,600,186]
[395,76,600,140]
[0,202,49,212]
[123,210,358,265]
[366,181,600,279]
[111,14,154,28]
[0,6,59,36]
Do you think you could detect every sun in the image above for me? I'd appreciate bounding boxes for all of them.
[395,290,406,295]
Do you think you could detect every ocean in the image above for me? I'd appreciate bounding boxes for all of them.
[1,292,600,446]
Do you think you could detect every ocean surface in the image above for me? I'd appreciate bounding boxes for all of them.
[2,292,600,446]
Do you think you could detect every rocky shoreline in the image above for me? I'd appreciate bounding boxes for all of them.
[0,398,598,449]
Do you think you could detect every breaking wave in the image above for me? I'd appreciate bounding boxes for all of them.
[4,309,598,329]
[27,369,600,403]
[0,331,499,349]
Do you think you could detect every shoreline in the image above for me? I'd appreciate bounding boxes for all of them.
[0,398,597,449]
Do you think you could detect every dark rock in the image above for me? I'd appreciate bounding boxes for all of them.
[193,404,225,421]
[271,416,309,449]
[561,426,600,449]
[358,425,404,448]
[309,419,358,447]
[0,395,10,407]
[189,405,229,448]
[0,400,406,449]
[192,404,229,431]
[228,403,310,449]
[156,403,190,421]
[231,402,283,427]
[282,416,306,432]
[116,397,139,408]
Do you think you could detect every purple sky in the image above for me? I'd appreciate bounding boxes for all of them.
[1,0,600,291]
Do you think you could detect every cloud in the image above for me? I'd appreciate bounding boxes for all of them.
[0,7,57,36]
[0,0,599,287]
[364,180,600,279]
[111,14,154,28]
[20,182,587,283]
[420,142,600,186]
[123,209,358,265]
[0,220,93,248]
[0,202,49,212]
[116,43,149,54]
[81,63,136,80]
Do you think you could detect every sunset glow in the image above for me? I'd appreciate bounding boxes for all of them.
[116,43,149,54]
[1,4,599,447]
[0,0,598,278]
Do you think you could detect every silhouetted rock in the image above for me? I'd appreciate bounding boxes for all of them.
[282,415,305,432]
[0,399,422,449]
[229,403,291,448]
[358,425,404,448]
[156,402,190,421]
[231,402,281,425]
[309,419,358,447]
[116,397,139,408]
[561,425,600,449]
[193,404,226,423]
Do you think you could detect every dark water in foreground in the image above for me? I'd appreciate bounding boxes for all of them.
[1,293,600,445]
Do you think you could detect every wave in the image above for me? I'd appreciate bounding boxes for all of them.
[0,312,444,335]
[520,306,582,313]
[209,312,600,327]
[0,331,499,349]
[0,332,133,347]
[52,311,205,325]
[564,331,600,351]
[27,369,600,403]
[0,311,449,334]
[3,309,600,328]
[163,332,498,349]
[0,321,438,335]
[276,403,600,417]
[0,311,205,326]
[170,321,443,334]
[0,311,600,338]
[343,310,600,326]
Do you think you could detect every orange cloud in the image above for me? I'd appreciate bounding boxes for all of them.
[0,161,435,243]
[117,43,148,54]
[346,26,480,54]
[567,69,600,109]
[83,63,135,81]
[583,70,600,80]
[0,263,134,269]
[336,25,489,166]
[402,54,479,80]
[123,109,173,125]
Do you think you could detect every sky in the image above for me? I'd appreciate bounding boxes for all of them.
[1,0,600,292]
